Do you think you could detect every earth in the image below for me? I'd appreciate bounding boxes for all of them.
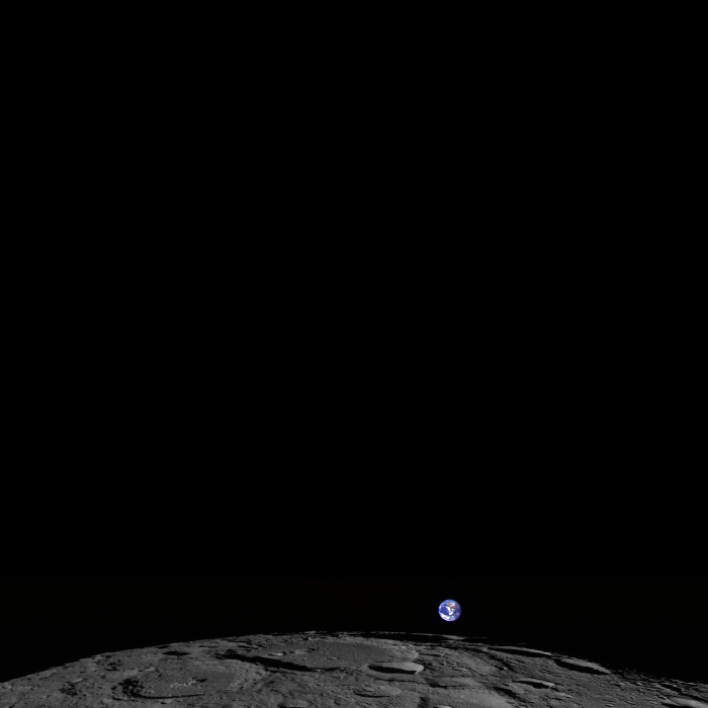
[438,599,462,622]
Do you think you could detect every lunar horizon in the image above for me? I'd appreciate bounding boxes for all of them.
[0,582,706,687]
[0,629,706,707]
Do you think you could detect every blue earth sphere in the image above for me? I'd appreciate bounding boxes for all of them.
[438,599,462,622]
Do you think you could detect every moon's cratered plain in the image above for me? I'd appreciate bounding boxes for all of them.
[0,631,706,708]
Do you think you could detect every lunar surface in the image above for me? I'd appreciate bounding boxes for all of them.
[0,630,706,708]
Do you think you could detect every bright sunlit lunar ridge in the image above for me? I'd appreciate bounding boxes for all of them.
[438,598,462,621]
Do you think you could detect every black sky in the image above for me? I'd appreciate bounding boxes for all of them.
[1,581,706,629]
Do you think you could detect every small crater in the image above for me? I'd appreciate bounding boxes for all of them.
[355,684,402,697]
[515,678,556,689]
[59,683,81,697]
[555,657,611,675]
[489,646,554,657]
[217,650,317,673]
[370,662,424,675]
